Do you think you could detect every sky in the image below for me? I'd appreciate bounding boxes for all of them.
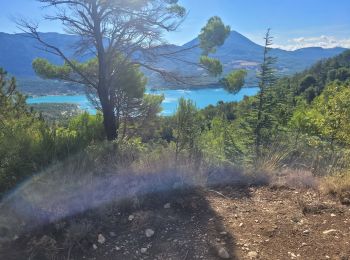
[0,0,349,50]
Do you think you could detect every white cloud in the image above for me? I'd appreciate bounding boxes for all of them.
[273,35,350,51]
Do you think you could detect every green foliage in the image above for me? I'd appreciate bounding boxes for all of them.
[30,103,82,125]
[299,74,317,93]
[167,2,186,17]
[199,16,231,55]
[33,59,73,80]
[290,81,350,147]
[0,69,107,194]
[327,67,350,82]
[221,70,247,94]
[174,98,202,161]
[199,56,223,77]
[68,112,105,145]
[33,54,149,140]
[122,94,164,141]
[199,116,250,167]
[198,16,231,79]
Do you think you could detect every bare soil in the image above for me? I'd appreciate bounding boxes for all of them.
[1,186,349,260]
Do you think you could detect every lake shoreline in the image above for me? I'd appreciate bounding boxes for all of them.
[26,85,258,98]
[27,87,259,116]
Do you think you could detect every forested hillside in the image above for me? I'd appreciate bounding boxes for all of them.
[1,48,349,197]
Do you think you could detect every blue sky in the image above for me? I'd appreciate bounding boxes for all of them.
[1,0,349,50]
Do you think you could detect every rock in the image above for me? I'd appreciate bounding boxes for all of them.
[128,215,134,221]
[220,231,228,235]
[288,252,297,259]
[164,203,171,209]
[109,232,116,237]
[239,222,244,227]
[140,247,147,254]
[330,213,336,217]
[98,234,106,244]
[247,251,258,259]
[340,192,350,205]
[218,247,230,259]
[322,229,337,235]
[115,246,121,251]
[93,244,98,250]
[303,229,310,235]
[145,229,155,238]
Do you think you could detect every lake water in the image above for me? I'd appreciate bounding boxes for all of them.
[27,87,259,115]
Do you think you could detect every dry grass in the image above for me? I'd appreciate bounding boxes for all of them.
[319,172,350,205]
[270,168,319,190]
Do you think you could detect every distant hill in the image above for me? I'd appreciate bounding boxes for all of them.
[0,31,346,92]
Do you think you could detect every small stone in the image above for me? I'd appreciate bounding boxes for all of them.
[303,230,310,235]
[247,251,258,259]
[109,232,116,237]
[164,203,171,209]
[239,223,244,227]
[330,213,336,217]
[145,229,155,238]
[234,214,238,219]
[128,215,134,221]
[115,246,121,251]
[322,229,337,235]
[220,231,228,235]
[218,247,230,259]
[140,248,147,254]
[98,234,106,244]
[93,244,98,250]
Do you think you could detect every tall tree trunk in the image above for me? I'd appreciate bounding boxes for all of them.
[91,1,118,141]
[100,96,118,141]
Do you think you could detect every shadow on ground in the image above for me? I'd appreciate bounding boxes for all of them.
[0,168,255,259]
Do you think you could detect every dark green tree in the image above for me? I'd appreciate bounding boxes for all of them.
[221,70,248,94]
[33,55,160,140]
[174,98,201,162]
[199,17,247,93]
[199,16,230,77]
[255,28,277,157]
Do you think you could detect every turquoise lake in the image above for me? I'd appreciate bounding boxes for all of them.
[27,87,259,115]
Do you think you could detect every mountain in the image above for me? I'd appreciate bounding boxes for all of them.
[0,31,347,91]
[177,31,346,75]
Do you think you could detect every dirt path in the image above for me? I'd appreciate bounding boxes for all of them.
[1,186,349,259]
[206,187,350,260]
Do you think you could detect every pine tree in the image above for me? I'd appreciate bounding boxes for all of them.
[255,29,277,157]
